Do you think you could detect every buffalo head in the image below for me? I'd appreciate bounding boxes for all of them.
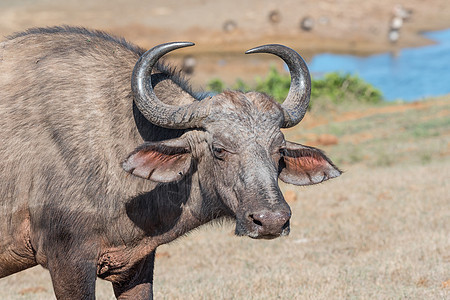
[122,42,341,239]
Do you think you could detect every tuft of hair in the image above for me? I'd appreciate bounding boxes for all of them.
[217,90,282,114]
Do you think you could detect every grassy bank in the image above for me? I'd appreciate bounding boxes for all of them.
[286,96,450,169]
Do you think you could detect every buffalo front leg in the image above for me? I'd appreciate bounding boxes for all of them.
[47,254,97,299]
[112,251,156,300]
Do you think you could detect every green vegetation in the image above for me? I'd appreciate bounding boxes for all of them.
[311,72,383,105]
[207,67,384,107]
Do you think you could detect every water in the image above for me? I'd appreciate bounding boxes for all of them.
[308,29,450,101]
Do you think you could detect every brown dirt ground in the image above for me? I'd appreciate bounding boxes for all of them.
[2,0,450,53]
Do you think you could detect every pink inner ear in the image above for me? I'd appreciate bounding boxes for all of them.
[280,142,341,185]
[284,155,326,173]
[128,150,188,180]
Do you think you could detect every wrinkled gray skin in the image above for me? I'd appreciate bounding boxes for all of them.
[0,27,341,299]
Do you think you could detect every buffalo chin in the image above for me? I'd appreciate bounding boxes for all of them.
[234,225,290,239]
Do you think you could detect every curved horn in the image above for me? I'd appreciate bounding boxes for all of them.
[245,44,311,128]
[131,42,207,129]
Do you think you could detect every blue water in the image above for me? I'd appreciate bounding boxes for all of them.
[308,29,450,101]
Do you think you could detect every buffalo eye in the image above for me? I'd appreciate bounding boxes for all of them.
[213,146,226,160]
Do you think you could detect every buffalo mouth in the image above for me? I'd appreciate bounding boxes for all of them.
[250,223,290,240]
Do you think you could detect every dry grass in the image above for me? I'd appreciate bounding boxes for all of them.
[1,97,449,299]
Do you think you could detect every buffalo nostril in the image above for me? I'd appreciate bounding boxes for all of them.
[248,214,263,227]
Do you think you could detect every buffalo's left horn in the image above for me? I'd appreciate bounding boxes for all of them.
[131,42,208,129]
[245,44,311,128]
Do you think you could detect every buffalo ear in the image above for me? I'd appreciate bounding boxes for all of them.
[279,141,341,186]
[122,138,191,183]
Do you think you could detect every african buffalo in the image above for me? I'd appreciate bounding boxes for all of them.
[0,26,341,299]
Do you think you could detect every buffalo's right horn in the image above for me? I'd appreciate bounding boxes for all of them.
[131,42,208,129]
[245,44,311,128]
